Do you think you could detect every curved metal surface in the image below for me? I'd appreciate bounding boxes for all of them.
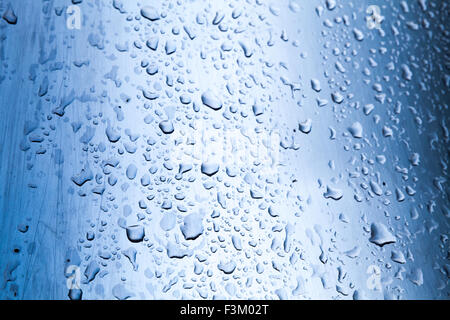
[0,0,448,299]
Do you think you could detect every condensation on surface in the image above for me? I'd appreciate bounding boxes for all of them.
[0,0,448,300]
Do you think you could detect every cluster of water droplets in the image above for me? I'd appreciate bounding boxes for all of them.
[0,0,448,300]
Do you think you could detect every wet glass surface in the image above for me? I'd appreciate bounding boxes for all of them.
[0,0,448,299]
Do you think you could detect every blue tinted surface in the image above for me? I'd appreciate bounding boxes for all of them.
[0,0,448,300]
